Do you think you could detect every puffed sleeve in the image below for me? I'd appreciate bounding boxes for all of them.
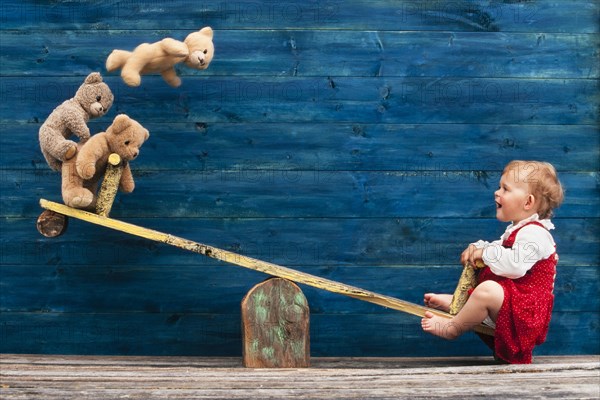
[481,225,556,279]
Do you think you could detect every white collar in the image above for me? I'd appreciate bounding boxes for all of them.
[501,213,555,240]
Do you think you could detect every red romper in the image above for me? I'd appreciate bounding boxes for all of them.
[476,221,557,364]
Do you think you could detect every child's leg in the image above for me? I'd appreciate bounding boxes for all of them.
[421,281,504,340]
[423,293,453,312]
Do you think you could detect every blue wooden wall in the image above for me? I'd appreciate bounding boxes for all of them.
[1,1,598,357]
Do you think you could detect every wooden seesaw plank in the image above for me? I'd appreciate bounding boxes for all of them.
[39,199,494,336]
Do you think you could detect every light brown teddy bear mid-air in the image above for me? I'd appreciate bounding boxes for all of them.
[106,27,214,87]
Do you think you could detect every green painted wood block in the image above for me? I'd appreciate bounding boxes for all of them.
[241,278,310,368]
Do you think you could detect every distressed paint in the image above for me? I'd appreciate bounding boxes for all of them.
[95,153,124,217]
[2,31,599,78]
[242,278,310,367]
[0,0,598,357]
[39,199,496,335]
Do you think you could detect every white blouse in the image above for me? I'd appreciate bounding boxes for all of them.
[472,214,557,279]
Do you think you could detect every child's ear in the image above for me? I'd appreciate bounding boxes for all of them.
[524,194,536,210]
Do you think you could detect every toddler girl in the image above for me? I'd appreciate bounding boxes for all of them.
[421,160,564,364]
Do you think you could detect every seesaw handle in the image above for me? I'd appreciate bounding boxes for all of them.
[96,153,123,217]
[449,261,484,315]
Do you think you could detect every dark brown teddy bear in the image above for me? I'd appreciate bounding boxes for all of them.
[39,72,114,171]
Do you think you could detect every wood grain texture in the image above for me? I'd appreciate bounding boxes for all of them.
[2,30,598,78]
[2,217,598,267]
[95,153,123,217]
[0,264,597,314]
[0,0,598,357]
[1,0,598,32]
[38,199,496,335]
[0,311,597,357]
[2,123,599,171]
[0,355,599,399]
[2,76,597,124]
[2,172,599,218]
[449,263,480,315]
[242,278,310,367]
[35,209,68,237]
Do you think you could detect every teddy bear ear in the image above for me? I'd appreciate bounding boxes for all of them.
[144,129,150,141]
[111,114,131,134]
[199,27,213,39]
[85,72,103,84]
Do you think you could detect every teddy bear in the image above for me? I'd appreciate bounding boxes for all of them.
[61,114,149,210]
[39,72,114,171]
[106,27,214,87]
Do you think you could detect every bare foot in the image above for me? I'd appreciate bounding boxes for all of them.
[423,293,453,312]
[421,311,462,340]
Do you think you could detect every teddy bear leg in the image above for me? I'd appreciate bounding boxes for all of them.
[161,68,181,87]
[49,136,77,160]
[43,140,78,171]
[106,50,132,72]
[41,148,63,172]
[54,139,78,162]
[121,65,143,87]
[107,49,143,86]
[83,179,99,210]
[63,187,95,209]
[40,127,79,170]
[62,161,94,209]
[65,145,77,160]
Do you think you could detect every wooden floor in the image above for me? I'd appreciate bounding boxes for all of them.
[1,354,598,399]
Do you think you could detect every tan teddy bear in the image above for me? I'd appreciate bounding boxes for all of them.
[106,27,214,87]
[39,72,114,171]
[61,114,149,209]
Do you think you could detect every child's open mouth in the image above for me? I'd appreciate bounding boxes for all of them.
[496,201,502,209]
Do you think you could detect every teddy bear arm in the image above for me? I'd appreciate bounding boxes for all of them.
[161,68,182,87]
[76,135,108,179]
[63,109,91,140]
[160,38,190,57]
[118,43,168,86]
[119,163,135,193]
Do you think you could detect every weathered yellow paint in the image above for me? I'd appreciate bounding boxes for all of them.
[39,198,495,336]
[95,153,123,217]
[449,261,485,315]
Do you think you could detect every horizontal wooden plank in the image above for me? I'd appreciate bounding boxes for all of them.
[1,218,597,267]
[0,0,597,363]
[1,30,597,78]
[2,353,596,369]
[0,311,597,357]
[1,0,598,33]
[3,122,598,172]
[1,171,597,218]
[0,355,598,400]
[0,264,596,314]
[1,355,598,400]
[1,77,596,124]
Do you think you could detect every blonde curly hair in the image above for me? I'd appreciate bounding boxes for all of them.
[503,160,564,219]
